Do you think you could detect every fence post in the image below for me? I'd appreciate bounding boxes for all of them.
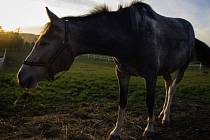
[200,63,202,71]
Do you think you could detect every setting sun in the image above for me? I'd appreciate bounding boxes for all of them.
[0,0,48,32]
[0,0,94,34]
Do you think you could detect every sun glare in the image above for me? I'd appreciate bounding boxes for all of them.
[1,25,16,32]
[0,0,48,32]
[0,0,83,34]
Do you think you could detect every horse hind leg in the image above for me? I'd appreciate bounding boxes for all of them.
[158,74,173,120]
[161,69,186,126]
[108,66,130,140]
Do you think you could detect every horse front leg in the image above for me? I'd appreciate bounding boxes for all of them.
[143,76,157,139]
[108,67,130,140]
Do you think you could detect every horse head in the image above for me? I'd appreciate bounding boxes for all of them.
[17,8,74,88]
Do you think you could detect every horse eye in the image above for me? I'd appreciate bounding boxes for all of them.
[39,42,48,46]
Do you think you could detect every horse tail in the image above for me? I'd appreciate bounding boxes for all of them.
[193,38,210,67]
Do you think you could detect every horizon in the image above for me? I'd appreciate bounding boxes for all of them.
[0,0,209,45]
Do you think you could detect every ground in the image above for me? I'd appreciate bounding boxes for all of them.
[0,56,210,140]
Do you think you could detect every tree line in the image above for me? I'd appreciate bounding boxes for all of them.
[0,26,34,67]
[0,26,32,52]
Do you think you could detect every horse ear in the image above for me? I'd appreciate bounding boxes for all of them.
[46,7,60,24]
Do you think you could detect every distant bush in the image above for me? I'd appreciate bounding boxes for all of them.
[0,26,33,67]
[0,28,24,51]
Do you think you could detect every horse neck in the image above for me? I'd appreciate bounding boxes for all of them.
[68,12,129,57]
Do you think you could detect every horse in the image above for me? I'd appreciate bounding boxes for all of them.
[17,2,210,139]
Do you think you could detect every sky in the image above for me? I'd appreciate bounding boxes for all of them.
[0,0,209,45]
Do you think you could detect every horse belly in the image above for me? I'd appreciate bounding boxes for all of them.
[116,63,140,76]
[115,60,159,78]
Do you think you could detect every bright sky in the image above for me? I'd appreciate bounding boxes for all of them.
[0,0,209,45]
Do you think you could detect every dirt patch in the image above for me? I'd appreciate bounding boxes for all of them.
[0,100,210,140]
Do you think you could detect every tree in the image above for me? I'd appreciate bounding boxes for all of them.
[0,26,3,32]
[0,26,24,51]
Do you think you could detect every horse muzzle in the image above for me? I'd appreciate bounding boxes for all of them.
[17,68,37,89]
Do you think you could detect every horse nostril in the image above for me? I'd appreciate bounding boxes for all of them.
[18,80,24,87]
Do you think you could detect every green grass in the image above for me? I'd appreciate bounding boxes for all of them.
[0,57,210,140]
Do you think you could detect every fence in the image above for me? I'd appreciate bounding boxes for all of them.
[0,49,6,68]
[86,54,113,62]
[84,54,208,72]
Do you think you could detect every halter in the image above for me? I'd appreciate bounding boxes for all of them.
[23,19,74,81]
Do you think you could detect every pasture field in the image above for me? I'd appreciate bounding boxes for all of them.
[0,56,210,140]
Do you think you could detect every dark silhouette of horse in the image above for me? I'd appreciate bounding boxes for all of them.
[17,2,210,139]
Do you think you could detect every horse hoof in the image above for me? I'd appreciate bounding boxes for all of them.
[143,130,155,140]
[107,134,120,140]
[162,120,170,127]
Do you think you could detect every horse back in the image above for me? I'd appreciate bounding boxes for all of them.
[155,16,195,74]
[115,5,195,77]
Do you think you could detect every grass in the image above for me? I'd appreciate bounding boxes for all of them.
[0,56,210,140]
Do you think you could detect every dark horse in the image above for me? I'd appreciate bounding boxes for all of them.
[17,2,210,139]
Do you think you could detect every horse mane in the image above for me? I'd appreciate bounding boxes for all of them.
[61,1,155,22]
[38,22,51,36]
[87,1,154,15]
[88,5,110,15]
